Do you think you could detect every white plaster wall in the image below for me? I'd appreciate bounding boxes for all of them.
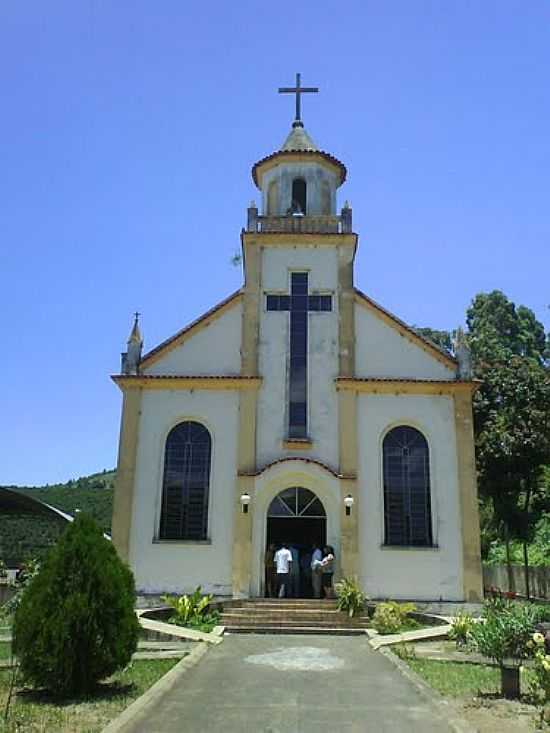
[261,162,338,216]
[129,389,239,595]
[143,302,242,376]
[250,461,342,597]
[256,246,339,469]
[357,393,463,600]
[355,303,455,380]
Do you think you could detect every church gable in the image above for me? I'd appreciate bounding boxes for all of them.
[141,291,242,376]
[354,290,457,380]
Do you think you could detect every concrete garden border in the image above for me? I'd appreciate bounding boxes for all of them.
[137,609,224,644]
[101,642,209,733]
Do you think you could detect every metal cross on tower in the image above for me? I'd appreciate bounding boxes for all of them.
[278,73,319,127]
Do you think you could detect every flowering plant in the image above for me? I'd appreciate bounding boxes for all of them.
[449,610,475,646]
[529,632,550,725]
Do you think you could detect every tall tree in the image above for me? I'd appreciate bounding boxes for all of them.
[467,291,550,597]
[414,327,454,354]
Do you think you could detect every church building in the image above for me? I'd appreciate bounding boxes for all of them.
[111,77,483,602]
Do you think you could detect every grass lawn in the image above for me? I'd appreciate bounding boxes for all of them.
[396,655,536,700]
[405,658,502,697]
[0,658,179,732]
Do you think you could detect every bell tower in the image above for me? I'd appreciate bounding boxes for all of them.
[246,73,352,233]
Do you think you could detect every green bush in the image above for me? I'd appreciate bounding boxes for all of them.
[372,601,417,634]
[470,602,537,667]
[482,591,513,619]
[532,604,550,623]
[335,577,367,618]
[13,514,139,697]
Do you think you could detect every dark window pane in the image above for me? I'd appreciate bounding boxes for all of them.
[290,338,306,357]
[267,494,294,516]
[297,488,316,514]
[159,421,211,541]
[291,272,308,295]
[291,295,307,311]
[289,401,307,427]
[279,295,290,310]
[291,311,307,329]
[268,488,326,518]
[308,295,321,311]
[301,497,326,517]
[266,295,279,311]
[278,487,297,514]
[320,295,332,311]
[383,426,432,547]
[291,179,307,214]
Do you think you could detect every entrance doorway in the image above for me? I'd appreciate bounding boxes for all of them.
[265,487,326,598]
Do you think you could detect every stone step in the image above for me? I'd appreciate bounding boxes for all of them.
[133,650,189,660]
[218,597,369,635]
[240,599,338,606]
[228,602,340,612]
[224,625,367,636]
[223,606,344,615]
[221,611,369,624]
[137,640,191,650]
[221,616,370,628]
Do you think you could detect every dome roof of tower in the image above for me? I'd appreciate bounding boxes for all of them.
[252,124,347,189]
[280,124,319,152]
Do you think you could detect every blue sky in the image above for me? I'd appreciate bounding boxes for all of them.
[1,1,549,485]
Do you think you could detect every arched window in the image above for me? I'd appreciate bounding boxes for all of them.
[291,178,307,214]
[159,421,211,541]
[383,426,433,547]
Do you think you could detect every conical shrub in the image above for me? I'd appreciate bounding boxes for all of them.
[13,513,139,696]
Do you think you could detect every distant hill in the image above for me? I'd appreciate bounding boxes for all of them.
[0,470,115,566]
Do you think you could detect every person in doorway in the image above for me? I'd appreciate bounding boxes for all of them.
[320,545,335,599]
[300,547,312,597]
[274,542,293,598]
[310,543,323,599]
[264,543,277,598]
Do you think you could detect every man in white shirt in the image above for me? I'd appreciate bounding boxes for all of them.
[274,542,293,598]
[310,543,323,599]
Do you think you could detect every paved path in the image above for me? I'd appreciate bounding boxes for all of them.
[129,634,455,733]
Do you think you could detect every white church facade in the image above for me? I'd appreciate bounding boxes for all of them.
[111,80,483,602]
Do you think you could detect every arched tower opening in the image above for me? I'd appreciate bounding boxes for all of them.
[291,178,307,214]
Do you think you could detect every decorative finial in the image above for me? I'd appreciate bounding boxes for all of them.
[121,312,143,375]
[128,312,142,345]
[278,73,319,128]
[453,327,472,380]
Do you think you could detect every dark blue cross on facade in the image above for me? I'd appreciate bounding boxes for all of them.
[266,272,332,438]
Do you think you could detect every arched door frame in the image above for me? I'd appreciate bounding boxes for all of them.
[250,463,341,597]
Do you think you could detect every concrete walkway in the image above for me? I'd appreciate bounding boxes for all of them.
[128,634,456,733]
